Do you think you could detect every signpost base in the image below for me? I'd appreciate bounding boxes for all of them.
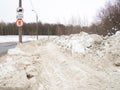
[19,27,22,43]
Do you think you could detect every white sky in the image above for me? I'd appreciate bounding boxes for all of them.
[0,0,113,25]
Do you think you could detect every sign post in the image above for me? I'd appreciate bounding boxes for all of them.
[16,0,23,43]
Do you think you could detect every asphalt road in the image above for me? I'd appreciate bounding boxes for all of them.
[0,42,17,55]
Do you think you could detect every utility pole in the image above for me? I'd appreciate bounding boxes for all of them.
[36,14,38,40]
[19,0,22,43]
[32,10,38,40]
[16,0,24,43]
[19,0,22,7]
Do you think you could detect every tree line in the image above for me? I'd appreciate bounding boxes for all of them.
[0,0,120,36]
[0,22,82,35]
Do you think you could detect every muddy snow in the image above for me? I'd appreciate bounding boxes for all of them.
[0,32,120,90]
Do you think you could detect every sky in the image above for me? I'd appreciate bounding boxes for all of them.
[0,0,113,25]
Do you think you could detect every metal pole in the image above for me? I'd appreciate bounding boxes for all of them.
[19,27,22,43]
[32,10,38,40]
[36,14,38,40]
[19,0,22,43]
[48,26,50,40]
[19,0,22,7]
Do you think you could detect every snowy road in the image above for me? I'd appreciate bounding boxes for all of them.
[0,42,17,55]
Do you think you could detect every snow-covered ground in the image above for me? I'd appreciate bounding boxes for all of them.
[0,32,120,90]
[0,35,56,43]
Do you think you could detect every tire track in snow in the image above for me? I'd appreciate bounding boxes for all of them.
[38,42,108,90]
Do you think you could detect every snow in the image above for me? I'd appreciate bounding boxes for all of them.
[0,35,37,43]
[7,47,24,55]
[115,30,120,35]
[54,32,103,53]
[0,56,15,78]
[0,31,120,90]
[0,35,57,43]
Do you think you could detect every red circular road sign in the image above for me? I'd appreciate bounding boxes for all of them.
[16,19,24,27]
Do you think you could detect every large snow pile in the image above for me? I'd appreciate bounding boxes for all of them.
[54,31,120,70]
[54,32,103,53]
[54,31,120,90]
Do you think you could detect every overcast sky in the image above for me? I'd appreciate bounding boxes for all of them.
[0,0,113,25]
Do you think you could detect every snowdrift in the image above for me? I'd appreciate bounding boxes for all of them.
[54,31,120,68]
[54,32,103,53]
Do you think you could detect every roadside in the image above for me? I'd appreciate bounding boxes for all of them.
[0,42,17,56]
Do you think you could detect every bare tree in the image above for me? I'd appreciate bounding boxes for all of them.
[98,0,120,35]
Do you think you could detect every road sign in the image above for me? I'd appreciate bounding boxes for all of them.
[16,19,23,27]
[16,13,23,19]
[17,7,24,13]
